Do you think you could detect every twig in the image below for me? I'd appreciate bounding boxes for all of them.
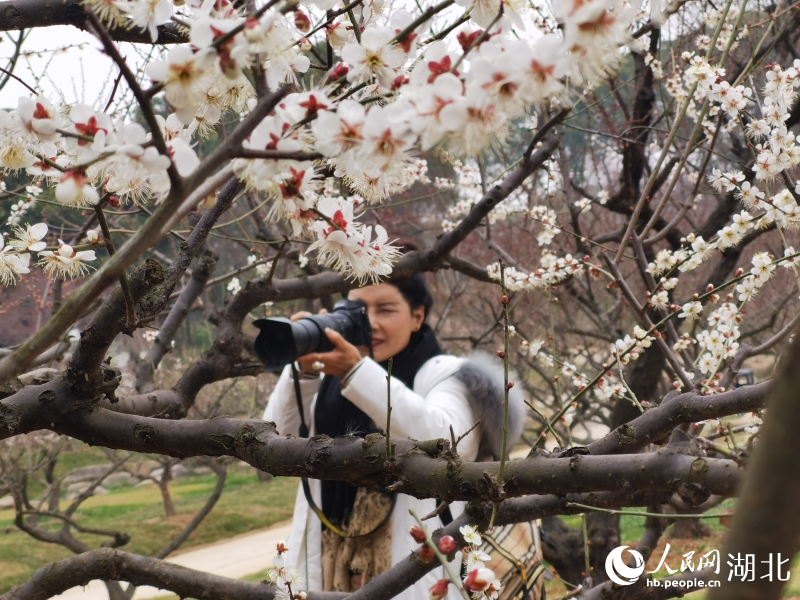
[581,513,591,584]
[0,65,37,95]
[18,510,127,540]
[347,6,361,43]
[566,503,733,519]
[490,259,511,528]
[386,358,393,458]
[613,0,736,262]
[525,400,564,448]
[453,420,481,454]
[94,204,138,327]
[234,149,323,161]
[421,500,451,522]
[84,9,179,190]
[524,107,572,159]
[410,510,470,600]
[390,0,455,45]
[264,238,289,285]
[450,6,503,73]
[104,68,124,112]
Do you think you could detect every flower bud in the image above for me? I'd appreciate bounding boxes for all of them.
[429,578,450,600]
[507,381,514,389]
[294,9,311,32]
[410,526,427,544]
[438,535,456,554]
[108,195,120,207]
[329,62,350,81]
[464,568,496,592]
[496,350,505,358]
[418,546,434,563]
[85,229,100,244]
[500,295,509,304]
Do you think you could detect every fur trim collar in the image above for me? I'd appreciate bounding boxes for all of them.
[454,352,525,461]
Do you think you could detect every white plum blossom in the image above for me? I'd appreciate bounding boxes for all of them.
[37,241,96,279]
[119,0,173,43]
[0,237,30,285]
[146,47,214,125]
[341,27,406,90]
[55,171,99,207]
[11,223,48,252]
[679,301,703,322]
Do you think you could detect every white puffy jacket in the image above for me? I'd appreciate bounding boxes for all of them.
[263,354,476,600]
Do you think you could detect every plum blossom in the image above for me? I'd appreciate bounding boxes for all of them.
[55,171,99,207]
[311,100,366,157]
[0,238,30,286]
[11,223,48,252]
[146,46,214,125]
[307,196,400,283]
[341,27,406,90]
[464,568,497,592]
[679,301,703,322]
[38,241,97,279]
[167,137,200,177]
[460,525,482,545]
[119,0,173,43]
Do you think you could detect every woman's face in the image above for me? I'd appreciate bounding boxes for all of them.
[348,283,425,363]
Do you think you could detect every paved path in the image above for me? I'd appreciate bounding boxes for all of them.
[53,520,293,600]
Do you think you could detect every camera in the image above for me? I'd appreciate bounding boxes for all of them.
[252,299,372,372]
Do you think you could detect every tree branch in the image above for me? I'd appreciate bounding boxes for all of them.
[0,0,189,43]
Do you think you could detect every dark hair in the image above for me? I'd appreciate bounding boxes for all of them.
[345,241,434,319]
[387,274,434,320]
[386,241,433,320]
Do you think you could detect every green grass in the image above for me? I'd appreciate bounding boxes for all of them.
[0,467,298,593]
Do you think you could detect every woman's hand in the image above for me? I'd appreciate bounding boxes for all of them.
[297,329,365,378]
[293,310,366,377]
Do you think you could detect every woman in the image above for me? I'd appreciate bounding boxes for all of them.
[263,274,524,600]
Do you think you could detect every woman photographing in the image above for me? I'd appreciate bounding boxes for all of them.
[263,273,524,600]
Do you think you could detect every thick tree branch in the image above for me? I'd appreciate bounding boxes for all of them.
[0,389,743,500]
[0,0,189,43]
[587,381,770,455]
[136,252,217,394]
[0,548,339,600]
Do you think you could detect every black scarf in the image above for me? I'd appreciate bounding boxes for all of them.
[313,324,442,528]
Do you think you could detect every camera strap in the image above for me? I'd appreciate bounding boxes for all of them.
[290,363,396,539]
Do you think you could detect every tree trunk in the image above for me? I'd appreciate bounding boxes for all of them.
[159,463,176,517]
[43,457,59,512]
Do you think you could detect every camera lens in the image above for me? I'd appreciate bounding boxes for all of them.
[253,299,368,371]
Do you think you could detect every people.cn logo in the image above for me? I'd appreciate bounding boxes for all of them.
[605,546,646,586]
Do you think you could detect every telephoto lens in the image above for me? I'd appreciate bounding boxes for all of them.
[252,299,372,371]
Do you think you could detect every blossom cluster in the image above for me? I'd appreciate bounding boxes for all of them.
[487,252,584,292]
[411,524,502,600]
[266,541,306,600]
[0,0,646,285]
[0,222,99,284]
[519,332,629,406]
